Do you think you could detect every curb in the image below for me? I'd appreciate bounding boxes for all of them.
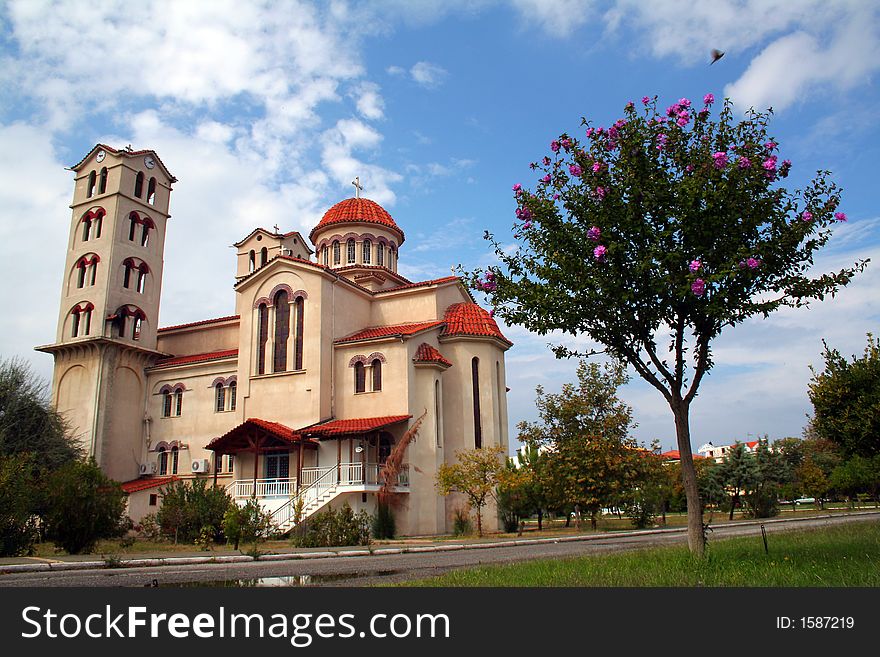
[3,510,877,576]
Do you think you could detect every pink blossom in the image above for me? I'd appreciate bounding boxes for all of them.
[540,174,551,184]
[703,93,715,105]
[738,157,752,169]
[764,140,778,151]
[835,212,847,222]
[543,156,551,166]
[516,207,533,220]
[800,210,813,222]
[551,140,560,152]
[747,257,761,269]
[561,138,572,150]
[762,156,777,172]
[712,151,728,168]
[689,260,701,272]
[523,221,532,229]
[625,101,634,110]
[678,98,692,108]
[569,164,583,177]
[592,161,603,173]
[656,133,668,151]
[594,186,606,200]
[489,309,495,317]
[587,226,601,241]
[642,96,651,105]
[685,164,694,173]
[691,279,706,297]
[586,127,594,137]
[512,183,522,192]
[779,159,792,177]
[552,193,560,200]
[593,245,607,262]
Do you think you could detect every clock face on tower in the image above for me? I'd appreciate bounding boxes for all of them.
[96,149,106,162]
[144,155,155,169]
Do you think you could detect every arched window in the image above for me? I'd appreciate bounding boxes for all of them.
[249,250,255,272]
[215,383,225,413]
[332,240,340,265]
[227,454,235,473]
[82,307,91,335]
[141,222,150,247]
[472,357,482,449]
[162,391,173,418]
[322,246,329,266]
[134,171,144,198]
[89,260,98,286]
[260,247,268,266]
[257,303,268,375]
[229,381,237,411]
[87,170,96,198]
[132,315,143,340]
[294,296,304,370]
[82,216,92,242]
[174,388,183,416]
[147,177,156,205]
[354,361,365,393]
[170,446,179,474]
[389,245,396,270]
[93,212,102,239]
[435,379,442,448]
[347,239,356,264]
[99,167,108,194]
[158,447,168,474]
[129,213,138,241]
[363,240,372,264]
[123,261,133,288]
[273,290,289,372]
[71,309,80,338]
[77,261,87,288]
[377,243,384,267]
[371,358,382,391]
[136,267,147,294]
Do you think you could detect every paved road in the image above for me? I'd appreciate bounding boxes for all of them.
[2,512,877,587]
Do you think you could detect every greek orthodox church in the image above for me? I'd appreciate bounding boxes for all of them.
[37,145,512,536]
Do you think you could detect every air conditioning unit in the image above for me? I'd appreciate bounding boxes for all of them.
[191,458,210,474]
[139,462,157,475]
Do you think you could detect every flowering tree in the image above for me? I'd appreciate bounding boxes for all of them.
[471,95,867,556]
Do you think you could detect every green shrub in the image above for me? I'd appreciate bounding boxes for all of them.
[291,503,371,548]
[156,478,232,544]
[135,513,162,541]
[371,501,396,540]
[452,507,472,536]
[43,459,127,554]
[0,453,41,556]
[223,497,275,550]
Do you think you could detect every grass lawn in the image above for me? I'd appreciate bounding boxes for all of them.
[399,520,880,587]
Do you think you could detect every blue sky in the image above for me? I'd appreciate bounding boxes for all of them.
[2,0,878,453]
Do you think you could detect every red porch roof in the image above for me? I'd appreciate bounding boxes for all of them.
[413,342,452,368]
[120,476,178,494]
[299,415,412,437]
[152,349,238,368]
[206,418,319,453]
[335,321,444,344]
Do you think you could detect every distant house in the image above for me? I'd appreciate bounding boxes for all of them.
[697,440,763,463]
[659,450,707,465]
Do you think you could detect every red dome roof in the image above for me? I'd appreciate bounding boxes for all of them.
[440,303,512,346]
[310,197,405,243]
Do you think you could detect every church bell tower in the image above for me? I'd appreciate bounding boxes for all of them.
[37,145,176,482]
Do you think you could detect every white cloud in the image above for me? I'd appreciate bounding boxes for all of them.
[511,0,594,37]
[410,61,448,88]
[352,82,385,120]
[320,118,401,205]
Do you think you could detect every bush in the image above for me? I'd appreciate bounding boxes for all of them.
[452,507,472,536]
[156,478,232,544]
[291,503,371,548]
[135,513,162,541]
[0,453,41,556]
[43,459,127,554]
[371,501,396,540]
[223,497,275,550]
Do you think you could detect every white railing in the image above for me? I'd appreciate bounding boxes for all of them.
[231,478,295,499]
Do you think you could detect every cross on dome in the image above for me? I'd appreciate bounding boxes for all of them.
[352,176,364,198]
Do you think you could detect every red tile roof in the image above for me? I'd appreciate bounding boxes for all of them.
[206,418,319,451]
[120,476,178,494]
[374,275,461,295]
[158,315,240,333]
[413,343,452,368]
[336,321,444,344]
[152,349,238,368]
[299,415,412,437]
[310,197,405,243]
[441,302,512,346]
[661,450,706,461]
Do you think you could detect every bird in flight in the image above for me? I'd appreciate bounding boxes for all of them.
[710,49,725,65]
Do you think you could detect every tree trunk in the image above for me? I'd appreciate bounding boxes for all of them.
[671,399,706,557]
[476,507,483,537]
[537,509,543,531]
[729,491,739,521]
